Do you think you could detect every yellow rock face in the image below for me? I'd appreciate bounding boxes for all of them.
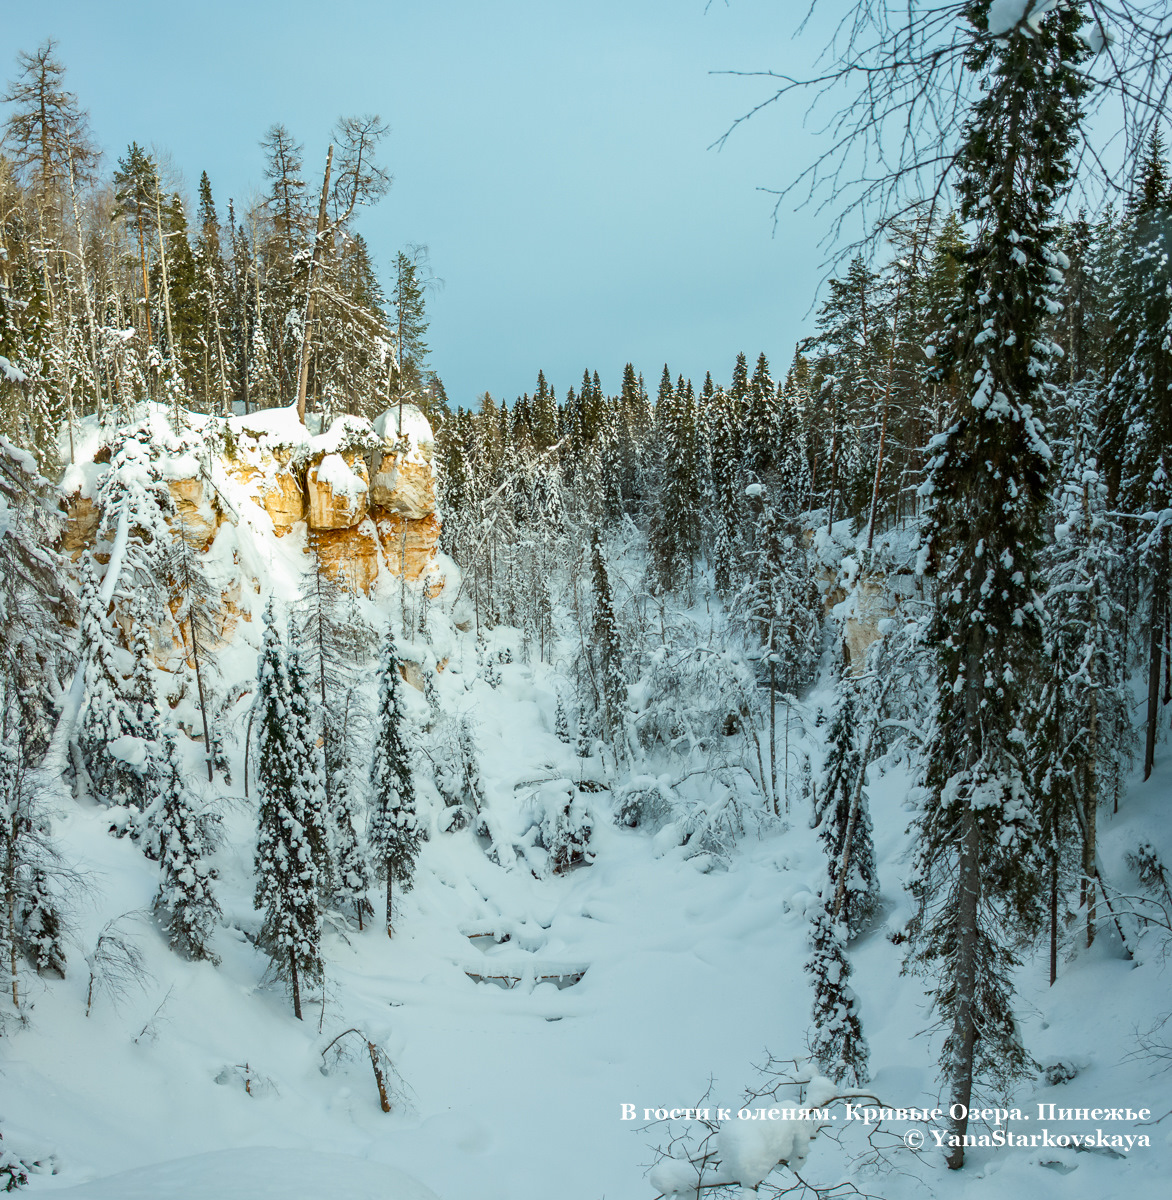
[369,454,435,520]
[843,575,890,673]
[310,522,380,595]
[61,494,100,554]
[307,455,370,530]
[166,475,219,548]
[374,511,441,583]
[222,450,305,536]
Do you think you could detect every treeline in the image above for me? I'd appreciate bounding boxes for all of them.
[0,39,442,457]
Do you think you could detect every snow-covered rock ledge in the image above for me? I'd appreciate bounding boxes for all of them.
[58,402,443,598]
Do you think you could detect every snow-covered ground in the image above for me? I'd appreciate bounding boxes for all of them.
[6,448,1172,1198]
[8,623,1172,1199]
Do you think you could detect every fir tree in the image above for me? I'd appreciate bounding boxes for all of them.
[369,629,421,937]
[744,351,779,480]
[153,735,221,963]
[78,558,134,808]
[253,604,323,1019]
[287,645,332,897]
[1036,380,1131,969]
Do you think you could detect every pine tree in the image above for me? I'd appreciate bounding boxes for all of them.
[153,735,221,963]
[253,604,323,1019]
[805,898,869,1086]
[907,4,1090,1168]
[369,629,420,937]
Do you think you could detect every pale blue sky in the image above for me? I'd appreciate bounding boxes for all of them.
[5,1,837,408]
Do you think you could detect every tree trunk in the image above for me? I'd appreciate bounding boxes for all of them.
[1144,568,1164,780]
[135,213,153,347]
[768,632,777,816]
[1048,830,1058,987]
[296,145,334,424]
[946,801,980,1170]
[385,860,394,938]
[289,946,302,1020]
[367,1041,392,1112]
[5,813,18,1009]
[190,612,213,784]
[1085,689,1098,948]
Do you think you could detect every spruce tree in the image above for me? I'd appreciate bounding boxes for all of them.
[907,3,1090,1168]
[744,351,779,480]
[253,604,323,1019]
[369,629,420,937]
[78,558,133,808]
[1111,131,1172,780]
[20,867,65,979]
[1037,381,1131,968]
[287,645,332,898]
[153,735,221,963]
[554,693,572,744]
[817,670,879,937]
[590,530,625,751]
[653,376,703,591]
[805,898,869,1087]
[330,762,373,930]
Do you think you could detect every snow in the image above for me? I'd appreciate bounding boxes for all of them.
[314,453,365,499]
[60,462,106,500]
[987,0,1062,36]
[717,1115,813,1187]
[157,454,202,482]
[0,353,28,384]
[105,735,147,770]
[374,404,434,461]
[36,1149,440,1199]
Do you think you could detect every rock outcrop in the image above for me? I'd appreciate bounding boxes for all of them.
[58,403,443,625]
[307,454,370,530]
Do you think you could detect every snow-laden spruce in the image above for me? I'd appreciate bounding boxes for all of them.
[369,627,421,938]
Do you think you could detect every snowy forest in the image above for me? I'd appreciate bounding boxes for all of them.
[3,3,1172,1199]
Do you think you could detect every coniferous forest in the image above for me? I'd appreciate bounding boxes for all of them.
[3,5,1172,1199]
